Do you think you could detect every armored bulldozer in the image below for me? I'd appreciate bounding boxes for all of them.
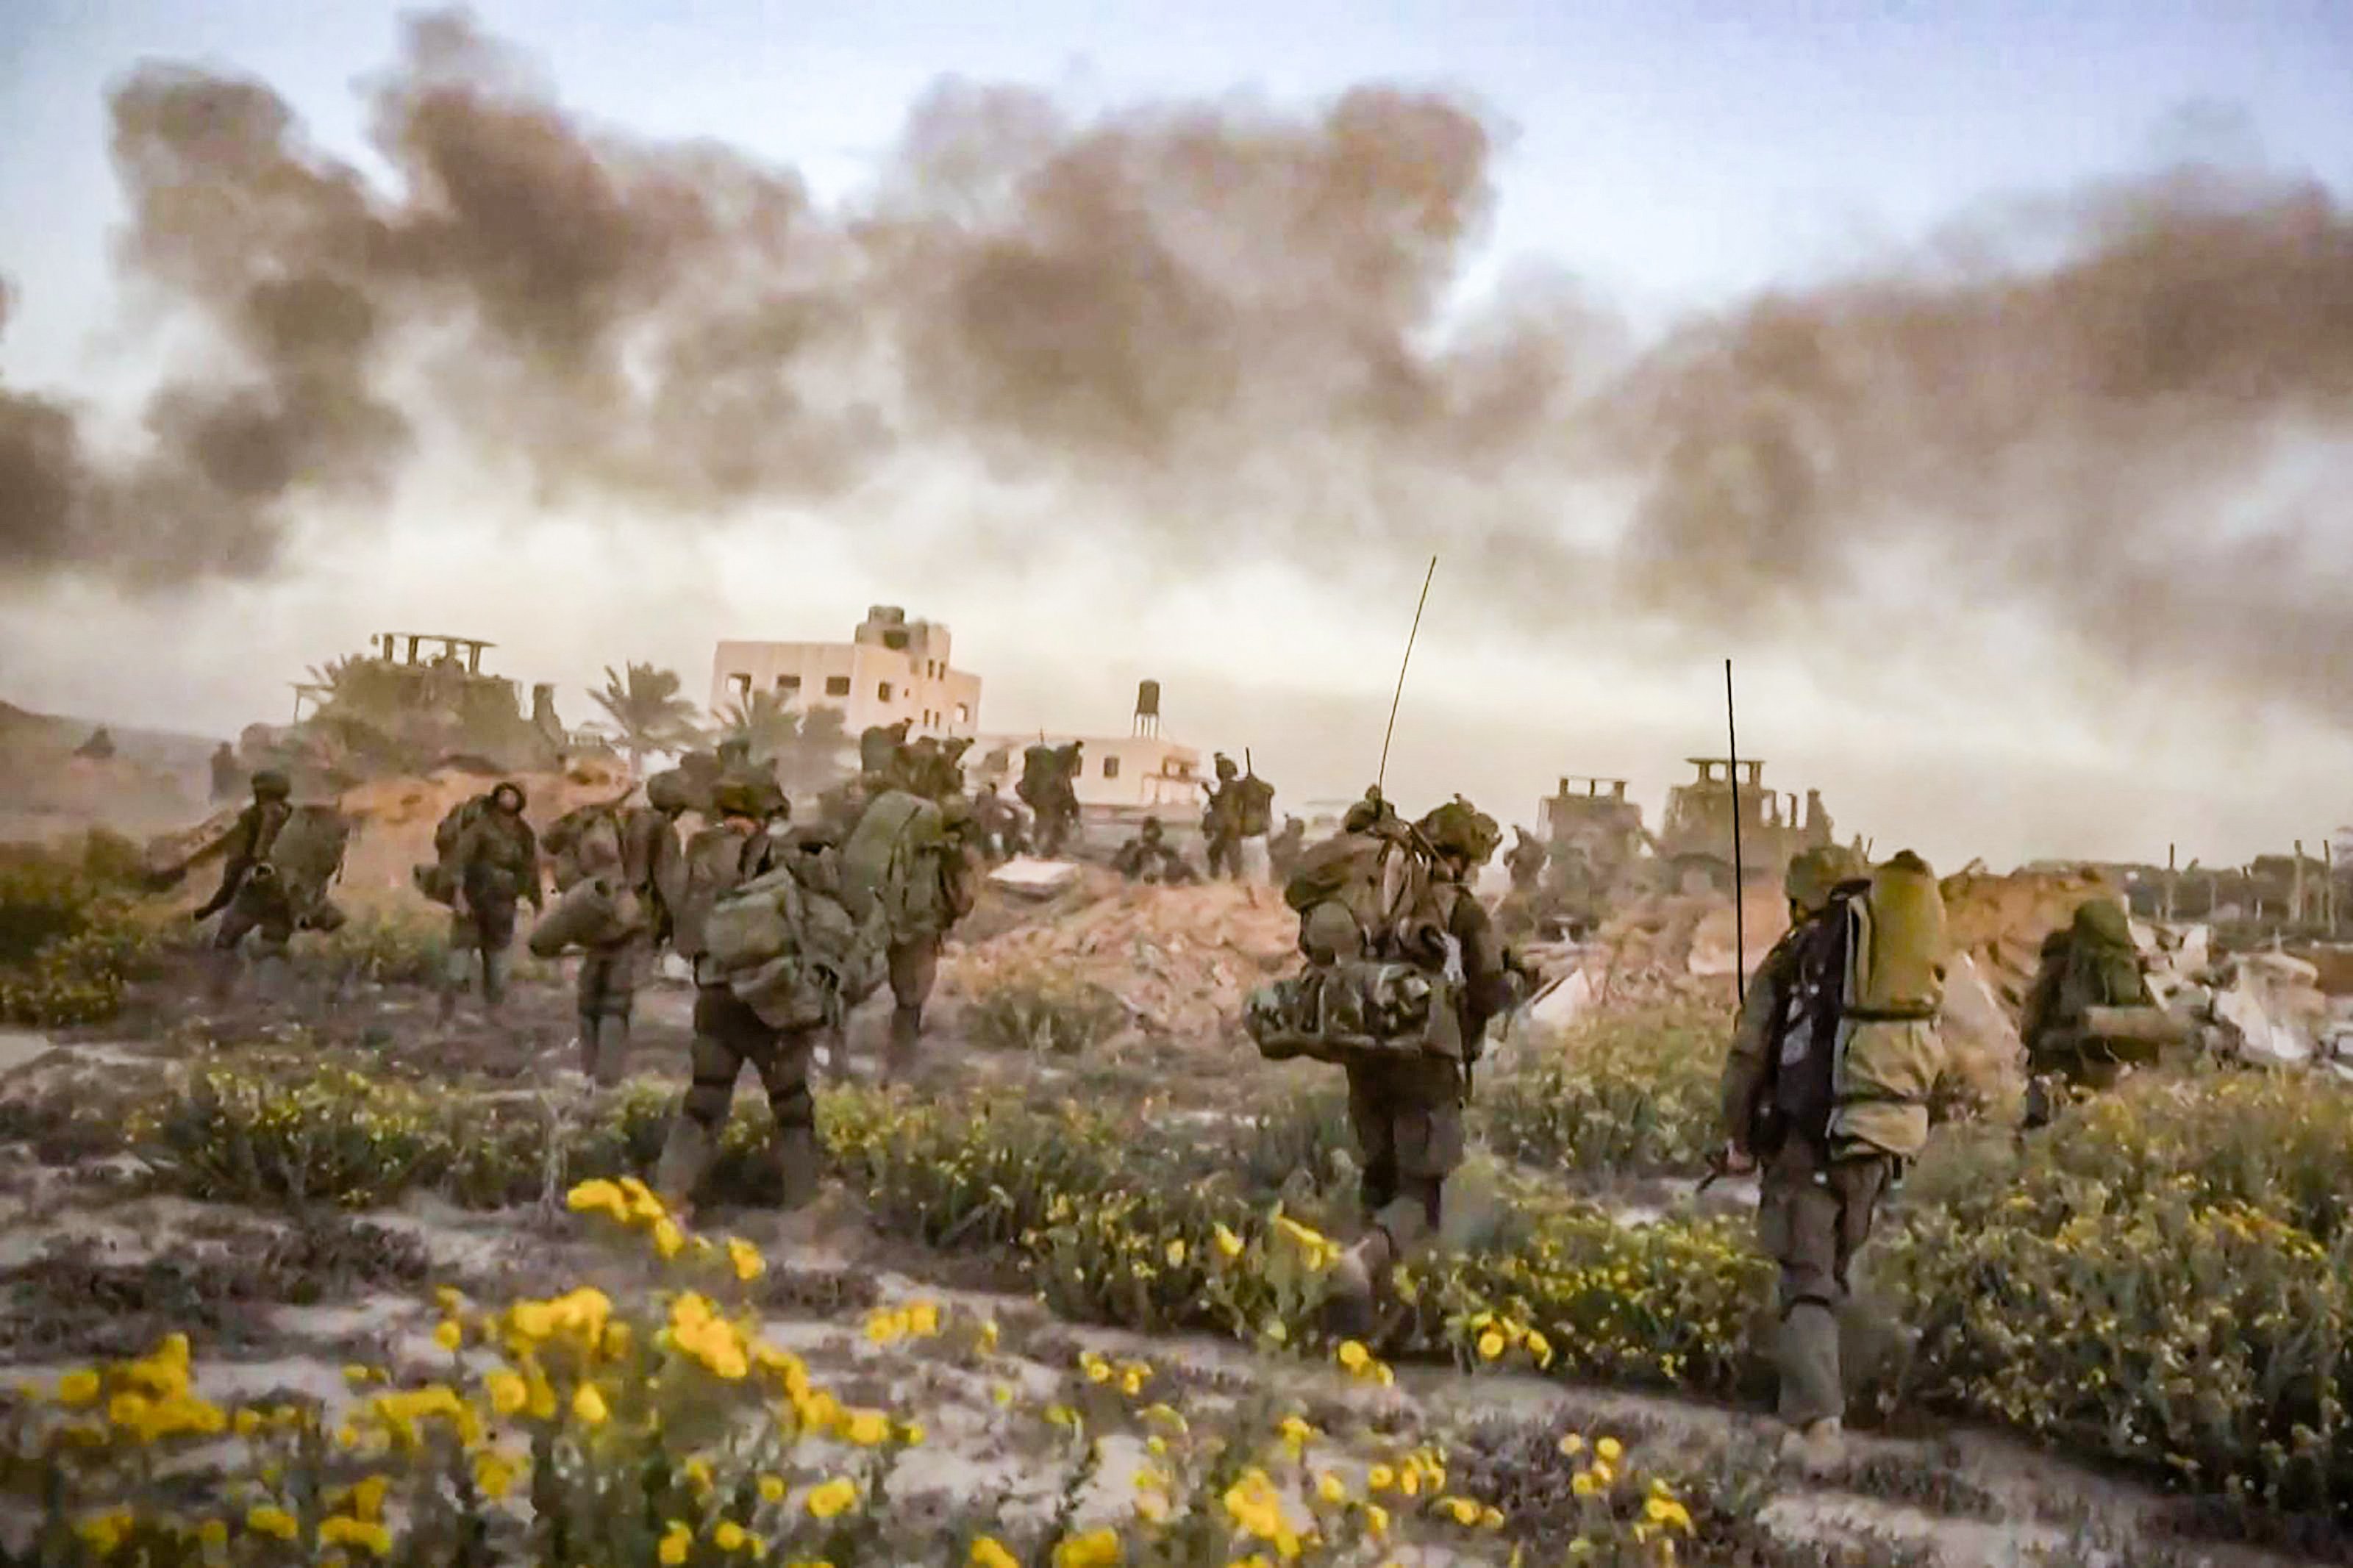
[239,633,570,792]
[1654,758,1832,894]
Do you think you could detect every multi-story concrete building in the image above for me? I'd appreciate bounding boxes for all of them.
[710,607,982,739]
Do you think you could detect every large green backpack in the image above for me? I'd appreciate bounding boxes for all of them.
[842,790,951,942]
[1250,821,1458,1064]
[260,804,351,928]
[1235,775,1276,838]
[543,802,626,893]
[1280,821,1443,964]
[701,845,888,1029]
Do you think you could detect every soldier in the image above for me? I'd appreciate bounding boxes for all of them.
[1267,815,1308,884]
[1020,742,1083,858]
[1113,817,1197,885]
[879,756,981,1083]
[1505,827,1547,898]
[656,778,822,1220]
[971,784,1019,864]
[193,770,299,1002]
[2019,897,2159,1124]
[1202,755,1246,880]
[1327,797,1518,1321]
[440,781,543,1023]
[208,742,245,803]
[573,771,693,1085]
[1718,845,1942,1469]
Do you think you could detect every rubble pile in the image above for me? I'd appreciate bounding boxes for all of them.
[941,882,1299,1039]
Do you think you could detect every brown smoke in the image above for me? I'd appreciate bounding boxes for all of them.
[7,10,2352,729]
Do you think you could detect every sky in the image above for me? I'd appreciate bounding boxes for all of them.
[3,0,2351,871]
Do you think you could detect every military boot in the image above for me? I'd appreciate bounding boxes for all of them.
[1784,1417,1845,1473]
[481,950,510,1021]
[575,1017,601,1078]
[590,1016,631,1088]
[1323,1228,1394,1341]
[654,1117,719,1222]
[883,1007,922,1084]
[776,1123,821,1211]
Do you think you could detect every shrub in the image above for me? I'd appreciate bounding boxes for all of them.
[0,843,160,1028]
[1481,1000,1727,1178]
[963,968,1127,1056]
[304,908,450,987]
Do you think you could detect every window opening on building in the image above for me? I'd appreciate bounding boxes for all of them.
[825,676,851,697]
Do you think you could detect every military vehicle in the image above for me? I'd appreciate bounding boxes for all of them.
[239,632,572,792]
[1654,758,1831,893]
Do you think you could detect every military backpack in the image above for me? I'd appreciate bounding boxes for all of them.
[700,839,888,1029]
[840,789,954,942]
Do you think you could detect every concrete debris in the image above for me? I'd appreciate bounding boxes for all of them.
[1527,968,1596,1033]
[943,883,1297,1040]
[986,857,1085,901]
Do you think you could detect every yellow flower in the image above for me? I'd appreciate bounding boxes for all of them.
[1214,1222,1245,1260]
[1367,1464,1396,1492]
[54,1370,100,1407]
[433,1321,464,1352]
[1315,1472,1348,1505]
[840,1408,892,1447]
[902,1420,926,1446]
[76,1510,132,1556]
[346,1477,388,1521]
[198,1519,229,1550]
[1120,1368,1146,1397]
[1596,1436,1624,1464]
[474,1451,521,1500]
[1557,1433,1585,1458]
[716,1520,751,1551]
[246,1505,298,1541]
[620,1176,668,1220]
[977,1319,1001,1353]
[1524,1331,1554,1367]
[660,1522,693,1565]
[566,1178,630,1221]
[1477,1331,1506,1361]
[685,1457,716,1494]
[760,1474,788,1503]
[864,1309,907,1346]
[1644,1495,1694,1534]
[1165,1238,1187,1266]
[1364,1504,1390,1539]
[729,1238,766,1282]
[1441,1496,1482,1526]
[805,1477,860,1519]
[907,1300,941,1337]
[1337,1341,1371,1372]
[485,1370,529,1417]
[343,1364,376,1385]
[652,1218,687,1259]
[1082,1353,1112,1384]
[993,1383,1015,1407]
[1571,1472,1599,1498]
[1479,1506,1504,1529]
[573,1385,610,1426]
[321,1515,393,1557]
[971,1539,1021,1568]
[1051,1528,1124,1568]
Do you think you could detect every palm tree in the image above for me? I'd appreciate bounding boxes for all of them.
[590,663,704,775]
[718,695,853,795]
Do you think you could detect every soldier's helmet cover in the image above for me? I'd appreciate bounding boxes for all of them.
[251,769,292,800]
[1418,797,1502,868]
[1784,845,1867,914]
[645,770,694,813]
[491,782,527,812]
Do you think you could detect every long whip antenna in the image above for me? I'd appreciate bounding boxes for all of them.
[1377,556,1439,793]
[1727,658,1746,1006]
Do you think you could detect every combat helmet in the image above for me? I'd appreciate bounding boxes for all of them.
[1417,796,1502,869]
[1785,845,1866,914]
[250,769,292,801]
[645,770,694,814]
[490,781,528,812]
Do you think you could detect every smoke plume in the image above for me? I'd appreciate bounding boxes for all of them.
[4,9,2351,728]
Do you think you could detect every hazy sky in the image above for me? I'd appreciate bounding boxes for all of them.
[3,1,2350,870]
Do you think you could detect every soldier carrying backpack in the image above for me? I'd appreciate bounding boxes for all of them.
[1718,845,1949,1469]
[1246,788,1520,1329]
[192,770,350,1004]
[656,776,888,1220]
[532,772,695,1084]
[843,756,981,1081]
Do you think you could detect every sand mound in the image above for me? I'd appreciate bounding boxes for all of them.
[943,881,1299,1039]
[331,761,635,912]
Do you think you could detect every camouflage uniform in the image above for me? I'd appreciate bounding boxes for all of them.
[2020,898,2153,1117]
[1113,817,1196,884]
[1267,817,1307,884]
[574,772,692,1084]
[886,798,980,1081]
[1202,756,1246,880]
[197,772,297,998]
[655,781,824,1215]
[441,782,541,1019]
[209,742,246,804]
[1721,846,1931,1447]
[1334,799,1515,1299]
